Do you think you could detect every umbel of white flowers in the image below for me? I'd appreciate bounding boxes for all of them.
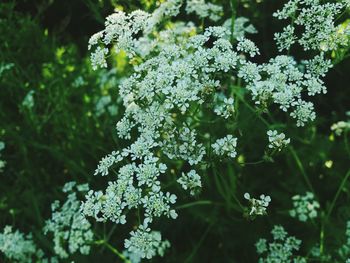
[267,130,290,151]
[244,193,271,217]
[44,182,94,259]
[255,225,306,262]
[84,0,350,260]
[289,191,320,222]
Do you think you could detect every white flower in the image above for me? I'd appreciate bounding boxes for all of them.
[177,170,202,196]
[274,25,296,51]
[185,0,223,21]
[44,183,93,258]
[244,193,271,217]
[237,37,260,57]
[124,223,170,260]
[0,226,38,262]
[214,95,235,119]
[267,130,290,151]
[290,99,316,127]
[212,135,238,158]
[289,192,320,222]
[331,120,350,136]
[90,47,108,70]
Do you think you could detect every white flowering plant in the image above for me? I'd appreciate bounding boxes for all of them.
[1,0,350,262]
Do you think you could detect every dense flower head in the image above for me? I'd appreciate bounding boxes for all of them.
[237,37,260,57]
[239,54,327,126]
[212,135,238,158]
[177,169,202,195]
[214,94,235,119]
[256,225,306,263]
[0,226,38,263]
[44,182,94,259]
[289,192,320,222]
[124,222,170,259]
[273,0,350,51]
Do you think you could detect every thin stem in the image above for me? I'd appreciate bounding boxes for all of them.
[288,146,315,193]
[229,0,238,42]
[106,225,117,242]
[319,213,325,259]
[325,169,350,221]
[239,160,265,166]
[184,221,215,263]
[175,200,221,210]
[94,239,131,263]
[235,90,270,127]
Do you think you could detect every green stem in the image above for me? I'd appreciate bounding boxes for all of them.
[288,146,315,193]
[234,89,270,127]
[95,240,131,263]
[184,221,215,263]
[320,169,350,260]
[175,200,218,210]
[229,0,238,42]
[319,214,325,259]
[240,159,265,166]
[325,169,350,221]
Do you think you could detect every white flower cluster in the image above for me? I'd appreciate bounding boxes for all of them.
[239,54,331,126]
[331,121,350,136]
[267,130,290,151]
[214,94,235,119]
[331,112,350,136]
[244,193,271,217]
[177,169,202,196]
[273,0,350,52]
[256,225,306,263]
[134,21,197,58]
[0,226,39,263]
[0,141,5,172]
[212,135,238,158]
[237,37,260,57]
[82,162,178,223]
[86,0,347,259]
[185,0,223,21]
[124,222,170,260]
[44,182,93,259]
[236,1,347,127]
[274,25,296,52]
[289,191,320,222]
[87,9,244,258]
[162,127,206,165]
[89,0,182,69]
